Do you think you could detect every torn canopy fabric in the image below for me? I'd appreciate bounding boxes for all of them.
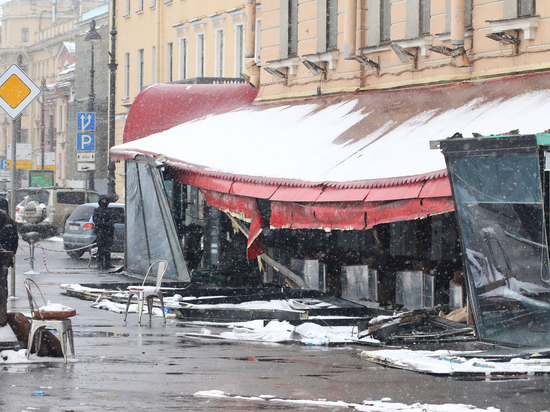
[125,155,190,281]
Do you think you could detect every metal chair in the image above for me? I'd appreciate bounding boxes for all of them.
[24,278,76,362]
[124,260,168,325]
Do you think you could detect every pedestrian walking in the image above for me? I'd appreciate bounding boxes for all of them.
[93,195,115,269]
[0,198,18,265]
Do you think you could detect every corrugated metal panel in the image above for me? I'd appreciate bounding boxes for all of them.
[269,186,324,202]
[230,181,279,199]
[316,187,371,202]
[418,176,452,198]
[365,182,424,202]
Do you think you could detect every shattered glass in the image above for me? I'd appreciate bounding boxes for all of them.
[448,150,550,346]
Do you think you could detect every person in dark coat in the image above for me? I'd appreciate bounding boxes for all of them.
[93,195,115,269]
[0,198,18,266]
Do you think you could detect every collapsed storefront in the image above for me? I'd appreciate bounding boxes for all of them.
[111,72,550,345]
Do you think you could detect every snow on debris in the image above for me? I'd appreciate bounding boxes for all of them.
[177,319,379,346]
[194,390,499,411]
[361,349,550,376]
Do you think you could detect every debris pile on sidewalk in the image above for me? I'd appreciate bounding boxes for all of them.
[359,307,474,344]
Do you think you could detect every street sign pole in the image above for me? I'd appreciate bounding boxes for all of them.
[8,110,17,298]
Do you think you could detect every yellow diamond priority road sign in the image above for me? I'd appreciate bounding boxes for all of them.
[0,64,41,119]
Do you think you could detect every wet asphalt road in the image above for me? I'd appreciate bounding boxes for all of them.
[2,238,550,412]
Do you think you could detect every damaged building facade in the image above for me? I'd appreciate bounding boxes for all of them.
[110,0,550,346]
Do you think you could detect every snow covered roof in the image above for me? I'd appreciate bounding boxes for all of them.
[113,72,550,190]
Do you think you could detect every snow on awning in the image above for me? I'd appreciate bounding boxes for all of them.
[112,71,550,231]
[123,82,258,143]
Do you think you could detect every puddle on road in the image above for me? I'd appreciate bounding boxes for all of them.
[74,331,130,338]
[222,356,295,363]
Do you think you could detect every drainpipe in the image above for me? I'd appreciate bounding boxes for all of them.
[343,0,357,59]
[54,83,69,185]
[244,0,260,89]
[450,0,465,47]
[245,0,256,59]
[450,0,470,67]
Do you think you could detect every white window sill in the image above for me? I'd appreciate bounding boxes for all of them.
[487,16,540,40]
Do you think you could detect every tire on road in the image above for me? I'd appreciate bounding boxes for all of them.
[66,249,85,259]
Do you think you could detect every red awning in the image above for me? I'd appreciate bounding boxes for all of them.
[123,83,258,144]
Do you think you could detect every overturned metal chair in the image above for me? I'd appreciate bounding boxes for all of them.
[123,260,168,325]
[24,278,76,362]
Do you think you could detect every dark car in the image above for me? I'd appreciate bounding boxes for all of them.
[62,203,125,258]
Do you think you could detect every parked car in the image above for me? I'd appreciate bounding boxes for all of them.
[17,187,99,236]
[14,197,27,224]
[63,203,125,259]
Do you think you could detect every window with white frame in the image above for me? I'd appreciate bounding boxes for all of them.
[125,0,131,16]
[196,34,205,77]
[124,52,130,98]
[167,42,173,82]
[179,38,188,80]
[21,27,29,42]
[318,0,338,53]
[151,0,156,8]
[288,0,298,56]
[255,18,261,65]
[137,0,143,12]
[137,49,144,91]
[327,0,338,50]
[419,0,430,35]
[519,0,535,16]
[465,0,472,27]
[151,46,156,83]
[215,29,224,77]
[503,0,536,19]
[235,24,244,76]
[380,0,391,43]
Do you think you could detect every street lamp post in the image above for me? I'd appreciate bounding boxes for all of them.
[107,0,118,201]
[40,78,47,171]
[84,19,101,191]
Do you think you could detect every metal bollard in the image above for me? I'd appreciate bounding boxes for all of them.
[0,249,14,327]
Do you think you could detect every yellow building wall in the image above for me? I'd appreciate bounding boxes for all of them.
[257,0,550,101]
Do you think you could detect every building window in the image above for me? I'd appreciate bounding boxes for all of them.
[255,18,261,65]
[288,0,298,56]
[420,0,430,35]
[21,27,29,43]
[326,0,338,50]
[519,0,535,16]
[137,0,143,12]
[151,46,156,83]
[137,49,144,91]
[125,0,131,16]
[380,0,391,43]
[179,39,187,80]
[124,52,130,98]
[235,25,244,76]
[167,42,173,82]
[58,106,63,131]
[196,34,205,77]
[151,0,156,7]
[215,30,224,77]
[465,0,472,27]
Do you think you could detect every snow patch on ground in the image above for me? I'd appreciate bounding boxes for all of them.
[194,390,499,411]
[361,349,550,376]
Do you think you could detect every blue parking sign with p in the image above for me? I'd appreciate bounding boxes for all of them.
[77,133,95,151]
[0,159,7,170]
